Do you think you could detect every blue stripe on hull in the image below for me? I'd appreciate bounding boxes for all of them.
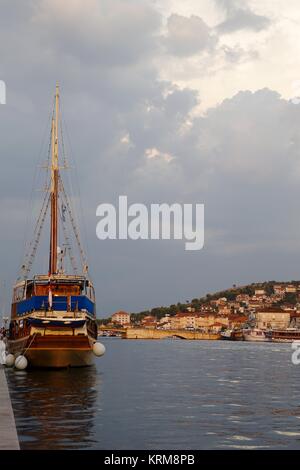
[14,295,95,316]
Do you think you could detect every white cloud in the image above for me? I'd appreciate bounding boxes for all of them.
[145,147,175,163]
[120,133,132,146]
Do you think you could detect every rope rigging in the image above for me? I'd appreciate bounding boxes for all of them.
[58,203,78,274]
[58,174,89,274]
[18,92,89,280]
[19,192,51,279]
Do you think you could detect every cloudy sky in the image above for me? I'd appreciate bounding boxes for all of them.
[1,0,300,316]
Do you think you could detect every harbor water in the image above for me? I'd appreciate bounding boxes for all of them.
[5,339,300,450]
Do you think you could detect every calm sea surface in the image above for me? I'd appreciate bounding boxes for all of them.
[5,339,300,450]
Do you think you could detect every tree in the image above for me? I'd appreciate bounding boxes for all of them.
[284,292,297,304]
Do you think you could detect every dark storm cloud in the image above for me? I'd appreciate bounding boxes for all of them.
[33,0,161,66]
[0,1,299,315]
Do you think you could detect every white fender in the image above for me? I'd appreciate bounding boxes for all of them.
[92,342,106,357]
[15,355,28,370]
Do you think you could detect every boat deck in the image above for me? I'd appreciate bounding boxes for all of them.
[0,366,19,449]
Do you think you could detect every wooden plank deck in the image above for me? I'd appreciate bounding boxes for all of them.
[0,366,19,450]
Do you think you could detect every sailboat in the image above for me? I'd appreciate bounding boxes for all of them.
[7,85,105,368]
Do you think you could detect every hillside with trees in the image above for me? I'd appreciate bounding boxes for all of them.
[128,280,300,322]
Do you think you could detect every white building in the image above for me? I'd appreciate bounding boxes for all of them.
[111,311,131,325]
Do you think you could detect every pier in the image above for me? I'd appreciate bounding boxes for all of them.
[0,366,19,450]
[99,326,221,340]
[125,328,221,340]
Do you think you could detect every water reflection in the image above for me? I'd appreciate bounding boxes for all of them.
[6,366,99,449]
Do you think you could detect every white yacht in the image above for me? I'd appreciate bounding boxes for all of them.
[243,328,270,342]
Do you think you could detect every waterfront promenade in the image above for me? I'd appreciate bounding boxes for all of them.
[125,328,221,340]
[0,366,19,450]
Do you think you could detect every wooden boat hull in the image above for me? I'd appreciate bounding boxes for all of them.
[8,333,95,368]
[244,335,268,342]
[25,348,94,368]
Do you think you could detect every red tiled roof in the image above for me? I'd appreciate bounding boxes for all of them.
[228,315,248,322]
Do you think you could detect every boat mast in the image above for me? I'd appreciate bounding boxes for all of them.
[49,84,59,275]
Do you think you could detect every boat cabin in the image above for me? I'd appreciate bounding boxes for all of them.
[11,274,95,318]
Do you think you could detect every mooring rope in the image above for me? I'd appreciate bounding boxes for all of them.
[22,332,37,356]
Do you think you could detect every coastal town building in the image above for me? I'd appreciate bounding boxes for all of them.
[211,322,225,332]
[236,294,250,303]
[255,289,266,297]
[255,308,290,330]
[158,315,171,325]
[141,315,157,327]
[143,320,158,329]
[186,306,196,313]
[218,305,231,316]
[248,300,264,310]
[111,311,131,326]
[274,285,285,295]
[169,312,229,330]
[196,314,228,330]
[158,320,172,330]
[215,298,227,307]
[285,285,297,293]
[227,315,248,328]
[170,313,196,329]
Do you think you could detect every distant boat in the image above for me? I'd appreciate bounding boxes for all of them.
[243,328,270,342]
[164,335,183,340]
[221,329,244,341]
[7,85,105,368]
[265,328,300,343]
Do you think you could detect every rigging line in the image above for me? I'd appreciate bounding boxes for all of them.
[58,204,78,274]
[60,108,91,275]
[20,182,51,272]
[56,99,85,264]
[25,193,51,278]
[59,106,68,170]
[42,116,52,194]
[60,117,85,257]
[59,176,87,272]
[18,98,55,276]
[58,175,88,273]
[21,193,51,279]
